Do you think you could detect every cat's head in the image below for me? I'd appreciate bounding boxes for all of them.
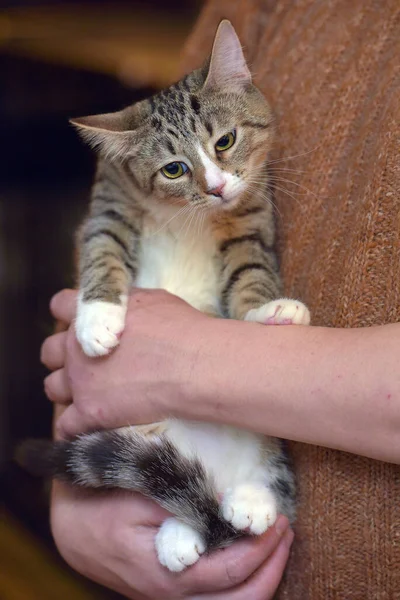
[71,20,273,212]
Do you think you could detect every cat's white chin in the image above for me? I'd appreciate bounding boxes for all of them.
[214,191,245,211]
[220,182,249,209]
[219,198,240,210]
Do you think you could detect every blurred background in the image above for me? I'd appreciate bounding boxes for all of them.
[0,1,202,597]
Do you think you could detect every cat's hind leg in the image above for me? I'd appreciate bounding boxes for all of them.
[221,483,278,535]
[155,517,206,572]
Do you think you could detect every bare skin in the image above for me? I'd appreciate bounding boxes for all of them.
[44,288,400,464]
[46,289,295,599]
[51,479,293,599]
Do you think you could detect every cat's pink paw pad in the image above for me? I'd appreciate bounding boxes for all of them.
[265,316,293,325]
[245,299,310,326]
[264,304,286,324]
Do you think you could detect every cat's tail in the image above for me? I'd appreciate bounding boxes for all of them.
[16,430,239,550]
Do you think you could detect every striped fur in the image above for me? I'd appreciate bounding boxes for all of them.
[18,424,296,550]
[72,25,279,327]
[19,21,307,572]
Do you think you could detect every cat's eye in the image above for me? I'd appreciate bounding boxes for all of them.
[215,130,236,152]
[161,162,189,179]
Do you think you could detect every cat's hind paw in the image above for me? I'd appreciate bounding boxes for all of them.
[222,483,277,535]
[155,518,206,572]
[245,299,310,326]
[75,297,127,357]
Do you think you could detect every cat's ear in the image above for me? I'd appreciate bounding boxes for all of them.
[203,20,251,92]
[70,108,140,160]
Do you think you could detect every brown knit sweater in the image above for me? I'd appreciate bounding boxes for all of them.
[181,1,400,598]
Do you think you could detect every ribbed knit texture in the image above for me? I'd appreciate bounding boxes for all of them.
[181,1,400,598]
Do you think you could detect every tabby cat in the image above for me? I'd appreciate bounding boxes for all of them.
[21,21,310,572]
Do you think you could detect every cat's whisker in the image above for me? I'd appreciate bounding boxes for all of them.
[244,178,269,188]
[195,208,204,237]
[246,169,312,185]
[260,193,284,219]
[193,208,204,237]
[269,168,311,176]
[201,206,210,236]
[268,177,309,195]
[187,206,199,238]
[268,184,303,208]
[177,205,196,239]
[176,206,193,238]
[194,210,200,237]
[151,204,190,236]
[266,144,321,166]
[200,210,206,236]
[199,206,207,237]
[169,205,193,235]
[245,184,284,219]
[268,176,324,201]
[246,180,282,206]
[246,173,317,198]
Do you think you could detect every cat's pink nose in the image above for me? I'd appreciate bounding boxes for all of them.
[207,183,225,198]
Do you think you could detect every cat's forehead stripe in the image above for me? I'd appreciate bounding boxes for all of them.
[190,95,201,114]
[166,139,176,155]
[167,128,179,139]
[205,121,213,136]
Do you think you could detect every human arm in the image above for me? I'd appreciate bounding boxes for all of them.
[44,289,400,464]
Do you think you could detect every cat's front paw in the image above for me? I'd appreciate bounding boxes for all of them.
[222,484,277,535]
[155,518,206,572]
[75,296,127,357]
[245,299,310,326]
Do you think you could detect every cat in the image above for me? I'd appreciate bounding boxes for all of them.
[19,20,310,572]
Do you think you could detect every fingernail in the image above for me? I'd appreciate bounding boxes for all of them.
[284,528,295,548]
[275,515,289,537]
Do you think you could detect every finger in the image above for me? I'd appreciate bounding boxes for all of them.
[55,404,88,439]
[41,331,68,371]
[191,529,294,600]
[44,369,72,405]
[50,289,77,324]
[180,515,290,595]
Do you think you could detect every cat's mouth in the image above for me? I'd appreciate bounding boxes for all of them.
[214,184,248,209]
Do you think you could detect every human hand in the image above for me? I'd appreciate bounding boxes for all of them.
[51,480,294,600]
[45,290,294,598]
[42,288,214,439]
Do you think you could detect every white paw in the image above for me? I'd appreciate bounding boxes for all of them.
[155,518,206,572]
[222,484,277,535]
[75,295,127,357]
[245,299,310,326]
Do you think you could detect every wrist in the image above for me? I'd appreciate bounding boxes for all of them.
[173,316,249,423]
[171,317,331,435]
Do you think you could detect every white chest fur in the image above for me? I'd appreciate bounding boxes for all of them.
[135,210,221,315]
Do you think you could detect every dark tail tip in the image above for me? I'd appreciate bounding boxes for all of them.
[203,510,241,550]
[15,439,60,477]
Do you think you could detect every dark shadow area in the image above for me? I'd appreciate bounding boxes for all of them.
[0,52,154,599]
[0,1,202,594]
